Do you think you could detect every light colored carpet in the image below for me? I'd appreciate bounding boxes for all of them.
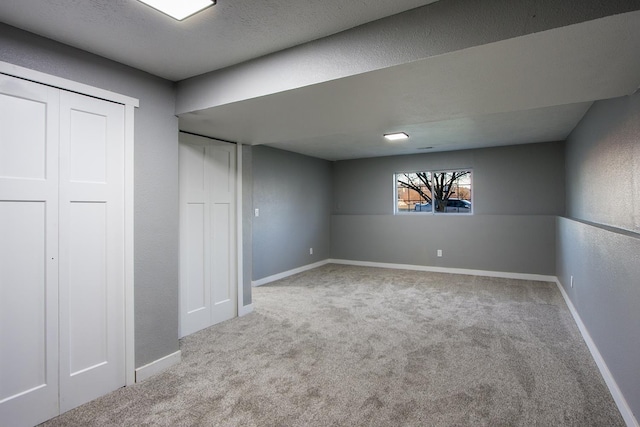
[41,264,624,426]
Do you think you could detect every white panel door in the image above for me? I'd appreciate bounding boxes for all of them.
[0,76,60,427]
[179,135,236,337]
[58,91,126,412]
[209,144,237,325]
[179,142,211,336]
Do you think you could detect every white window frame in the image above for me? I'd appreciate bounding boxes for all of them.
[394,168,473,215]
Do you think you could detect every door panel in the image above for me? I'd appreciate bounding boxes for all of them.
[211,147,232,197]
[211,202,236,324]
[181,143,206,192]
[69,109,107,183]
[209,144,236,325]
[186,202,208,313]
[58,91,125,412]
[0,92,47,180]
[0,76,60,427]
[68,202,108,375]
[212,203,231,304]
[179,143,212,336]
[0,202,47,393]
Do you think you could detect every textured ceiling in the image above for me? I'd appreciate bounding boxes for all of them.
[179,11,640,160]
[0,0,439,81]
[2,1,639,160]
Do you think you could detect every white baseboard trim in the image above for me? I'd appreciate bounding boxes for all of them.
[252,259,331,287]
[554,279,638,427]
[239,303,254,316]
[135,350,181,383]
[328,259,557,282]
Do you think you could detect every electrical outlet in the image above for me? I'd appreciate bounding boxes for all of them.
[570,275,574,288]
[254,208,259,217]
[309,247,313,255]
[437,249,443,257]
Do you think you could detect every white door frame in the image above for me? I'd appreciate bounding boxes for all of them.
[236,143,249,316]
[0,61,139,386]
[235,142,253,316]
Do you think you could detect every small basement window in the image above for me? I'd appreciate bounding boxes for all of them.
[395,169,472,214]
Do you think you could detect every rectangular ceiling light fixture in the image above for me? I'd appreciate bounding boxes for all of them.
[138,0,216,21]
[384,132,409,141]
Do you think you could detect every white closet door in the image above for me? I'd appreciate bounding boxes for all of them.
[179,142,212,336]
[209,142,237,325]
[0,76,61,427]
[58,91,126,412]
[179,136,236,337]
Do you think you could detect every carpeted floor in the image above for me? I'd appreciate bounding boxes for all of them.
[41,264,624,426]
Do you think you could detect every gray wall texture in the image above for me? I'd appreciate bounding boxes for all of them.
[0,23,180,368]
[331,142,565,275]
[558,91,640,419]
[333,142,565,216]
[332,215,556,275]
[242,145,253,304]
[565,92,640,233]
[252,146,332,281]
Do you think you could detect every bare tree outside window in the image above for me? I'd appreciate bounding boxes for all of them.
[397,172,431,211]
[396,170,472,213]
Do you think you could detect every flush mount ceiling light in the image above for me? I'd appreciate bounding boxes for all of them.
[384,132,409,141]
[137,0,216,21]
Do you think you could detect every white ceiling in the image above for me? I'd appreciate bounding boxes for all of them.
[0,0,438,81]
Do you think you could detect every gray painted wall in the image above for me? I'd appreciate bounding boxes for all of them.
[566,92,640,233]
[331,142,565,275]
[242,145,253,304]
[0,23,180,368]
[252,146,332,281]
[332,215,556,275]
[333,142,565,216]
[558,91,640,419]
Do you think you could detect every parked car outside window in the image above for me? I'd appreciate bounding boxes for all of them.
[414,202,432,212]
[414,199,471,213]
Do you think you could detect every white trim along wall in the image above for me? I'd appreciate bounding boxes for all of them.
[135,350,181,383]
[554,279,639,427]
[252,260,331,287]
[252,259,555,287]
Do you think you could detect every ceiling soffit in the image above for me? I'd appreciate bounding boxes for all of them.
[178,11,640,160]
